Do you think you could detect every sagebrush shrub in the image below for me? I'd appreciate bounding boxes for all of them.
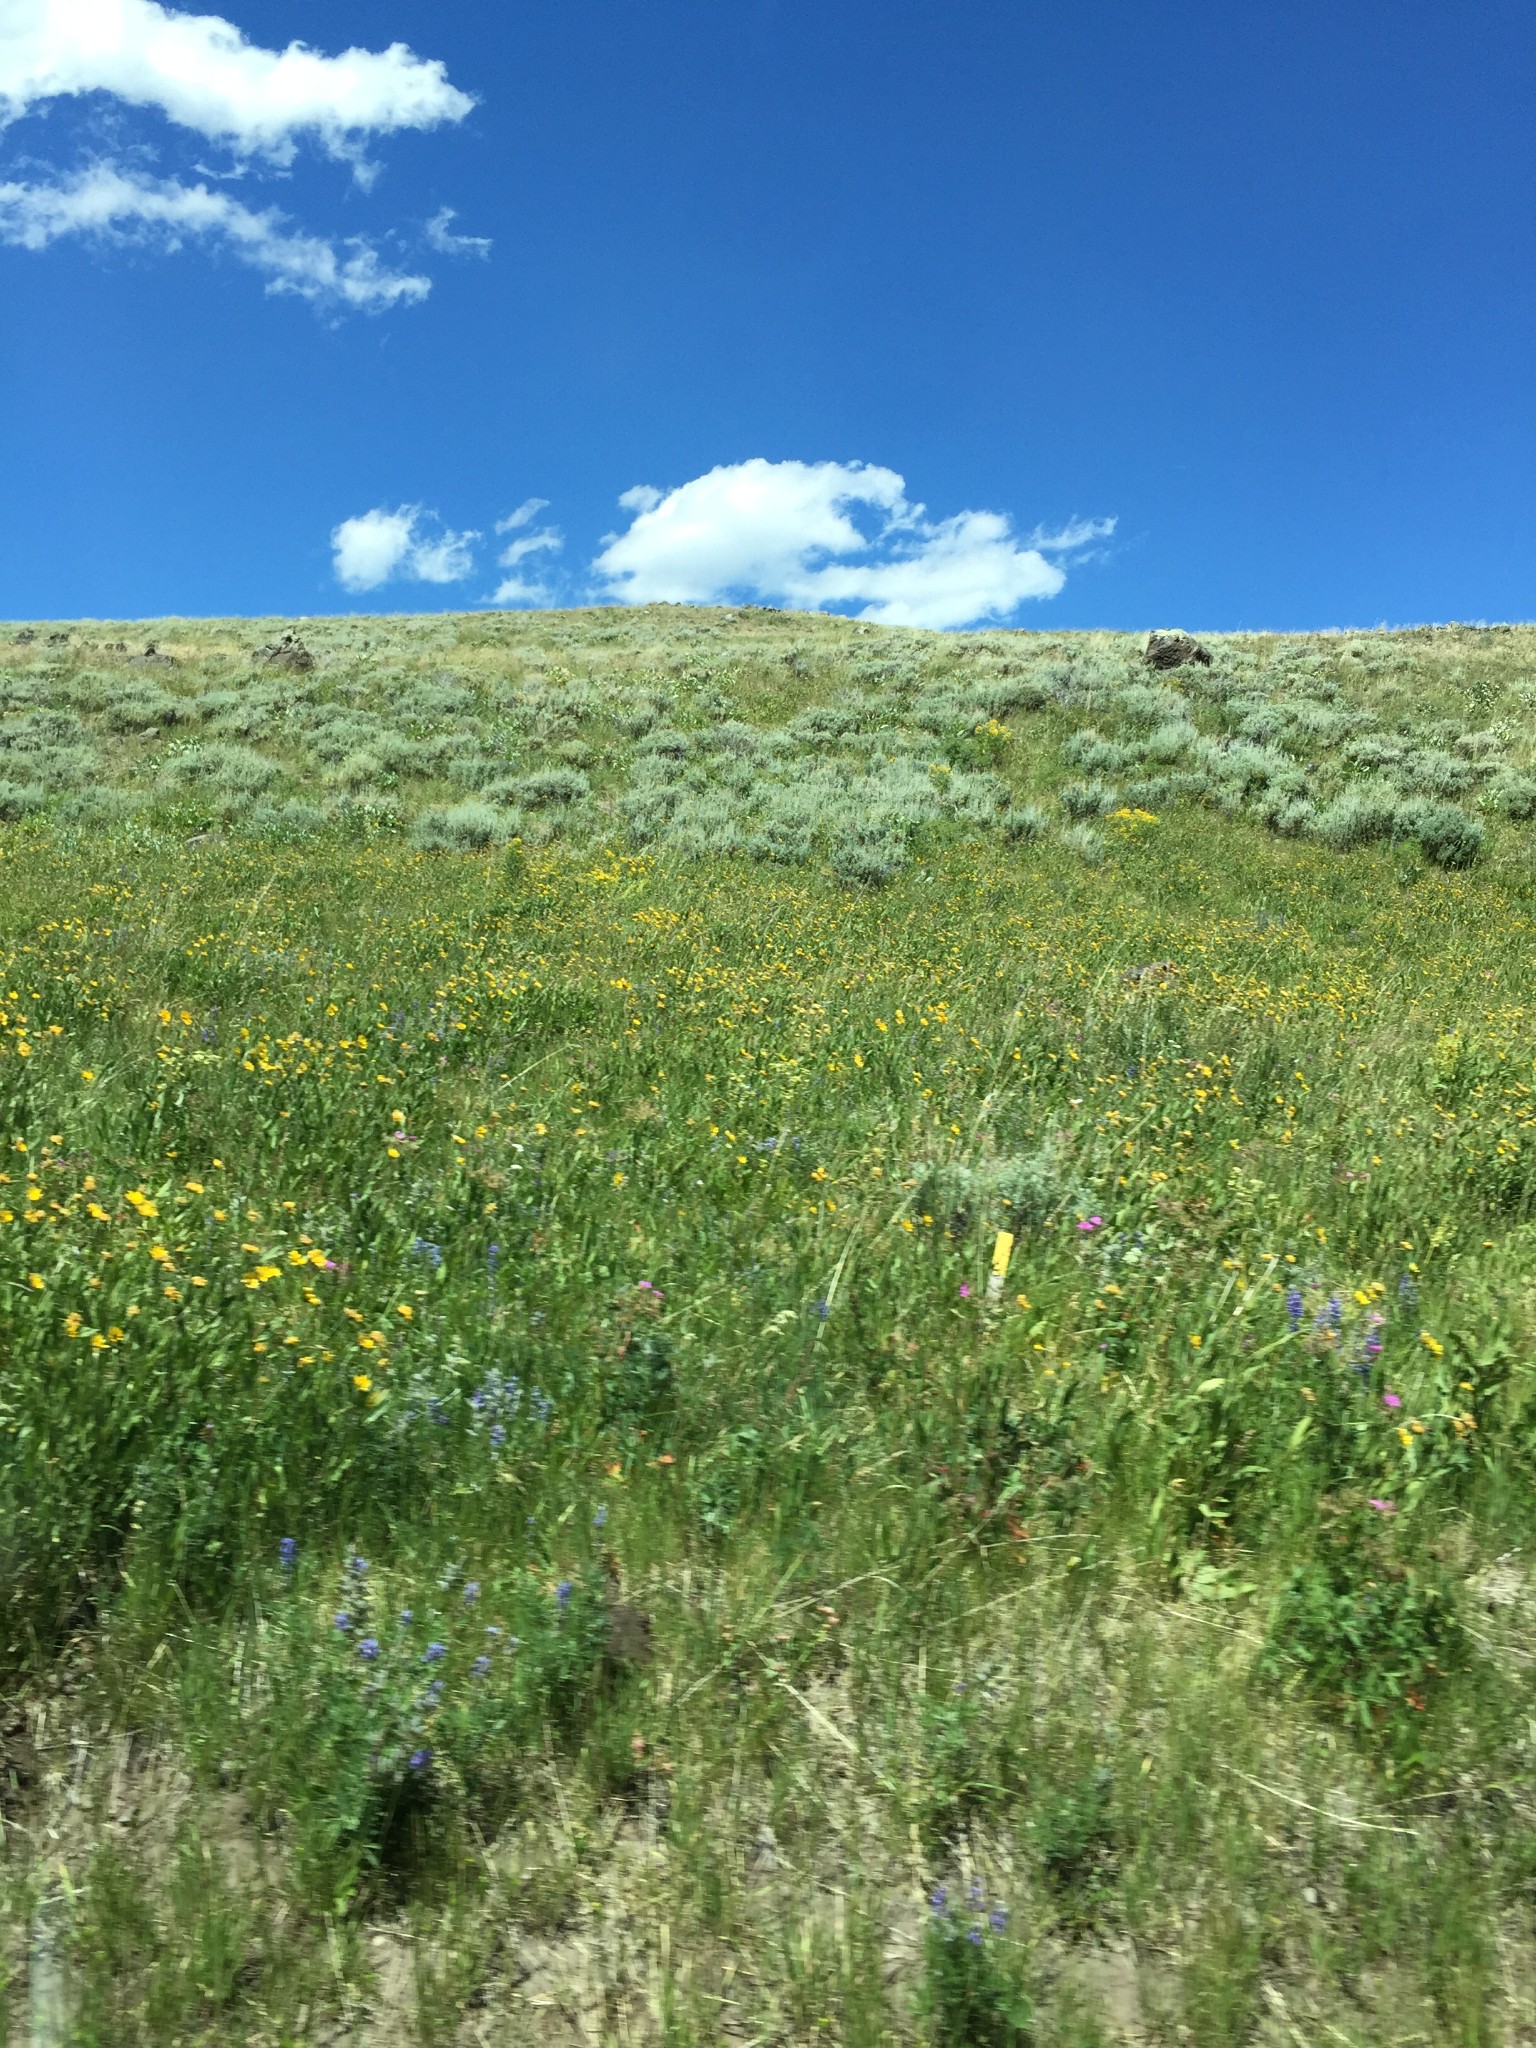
[1483,769,1536,820]
[1060,780,1117,821]
[1399,798,1485,869]
[408,800,505,851]
[508,767,591,809]
[0,779,46,820]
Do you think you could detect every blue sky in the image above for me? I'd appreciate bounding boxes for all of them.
[0,0,1531,629]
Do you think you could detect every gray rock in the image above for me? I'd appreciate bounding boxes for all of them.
[1144,630,1212,670]
[252,632,314,673]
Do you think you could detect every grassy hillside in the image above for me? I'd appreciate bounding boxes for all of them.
[2,609,1536,2045]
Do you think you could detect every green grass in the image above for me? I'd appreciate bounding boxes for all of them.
[1,608,1536,2042]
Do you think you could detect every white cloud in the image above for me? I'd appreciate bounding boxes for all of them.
[490,522,562,606]
[331,506,478,592]
[591,459,1113,629]
[424,205,489,258]
[496,498,548,533]
[498,529,561,570]
[0,161,429,305]
[489,573,558,607]
[0,0,473,167]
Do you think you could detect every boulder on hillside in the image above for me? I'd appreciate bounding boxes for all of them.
[1143,630,1212,671]
[252,632,315,673]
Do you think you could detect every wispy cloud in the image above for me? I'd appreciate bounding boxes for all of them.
[490,516,563,606]
[592,459,1113,629]
[424,205,489,258]
[0,163,430,309]
[496,498,549,533]
[331,506,479,592]
[0,0,475,304]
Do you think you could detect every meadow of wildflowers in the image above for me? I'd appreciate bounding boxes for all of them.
[1,611,1536,2041]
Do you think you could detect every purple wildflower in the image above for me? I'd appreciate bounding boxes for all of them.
[471,1655,492,1678]
[408,1748,432,1771]
[334,1611,351,1632]
[989,1904,1009,1933]
[278,1537,297,1570]
[556,1580,572,1611]
[463,1580,480,1604]
[358,1637,380,1661]
[929,1884,949,1916]
[424,1641,446,1663]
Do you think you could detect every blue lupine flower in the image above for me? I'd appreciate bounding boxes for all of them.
[1286,1287,1304,1328]
[489,1423,506,1448]
[399,1609,413,1626]
[423,1679,444,1705]
[358,1637,380,1662]
[424,1642,446,1663]
[468,1390,487,1412]
[278,1537,297,1570]
[967,1927,984,1946]
[989,1905,1009,1933]
[334,1612,351,1631]
[929,1885,949,1916]
[408,1748,432,1771]
[471,1655,492,1678]
[593,1505,608,1529]
[463,1581,480,1603]
[555,1580,572,1610]
[349,1555,368,1578]
[967,1877,985,1908]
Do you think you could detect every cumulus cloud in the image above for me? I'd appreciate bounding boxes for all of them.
[591,459,1113,629]
[331,506,479,593]
[0,0,473,167]
[0,162,429,307]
